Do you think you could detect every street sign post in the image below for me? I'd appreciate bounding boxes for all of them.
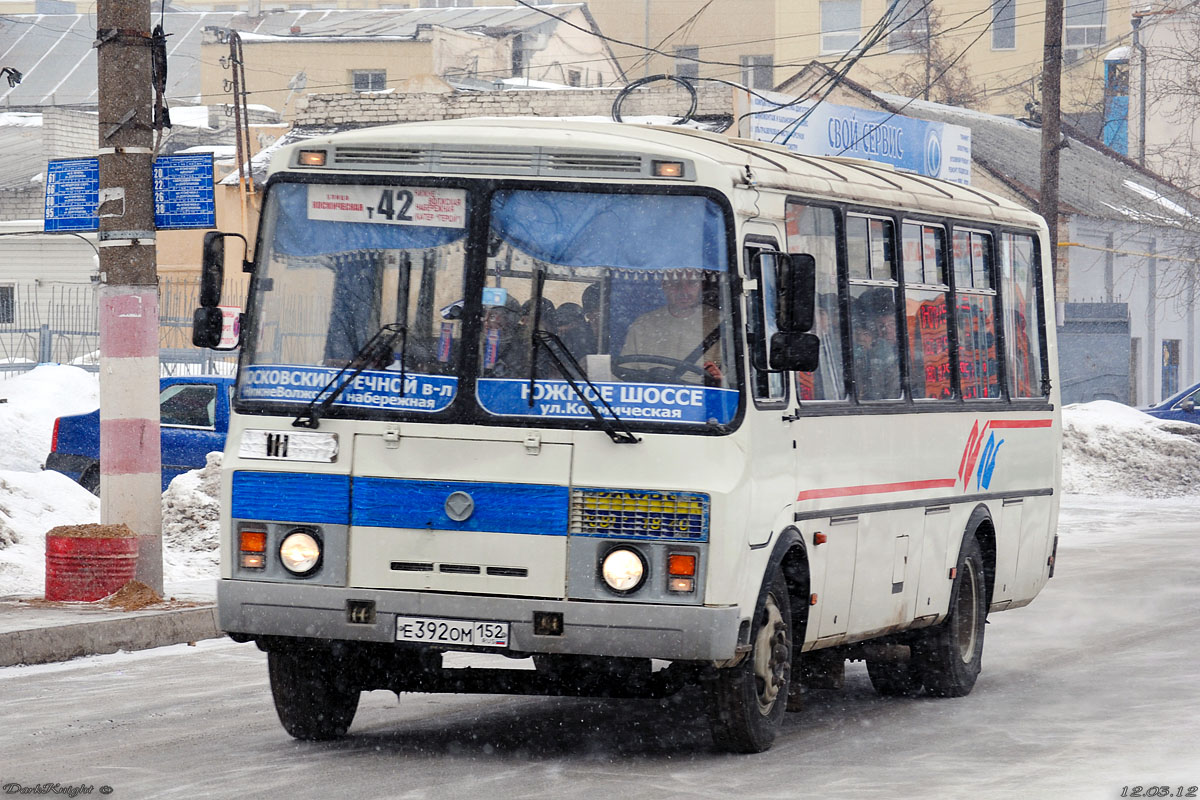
[44,153,216,232]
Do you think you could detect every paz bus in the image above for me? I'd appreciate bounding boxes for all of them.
[194,117,1060,753]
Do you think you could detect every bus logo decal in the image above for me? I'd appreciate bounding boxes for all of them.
[445,491,475,522]
[959,418,1051,492]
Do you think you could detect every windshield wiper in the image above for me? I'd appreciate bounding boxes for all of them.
[292,323,405,429]
[293,258,412,429]
[527,269,547,407]
[532,329,640,445]
[522,270,637,443]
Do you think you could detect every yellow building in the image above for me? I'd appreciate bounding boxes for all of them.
[152,0,1131,124]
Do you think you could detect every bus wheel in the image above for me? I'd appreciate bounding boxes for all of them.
[866,655,924,697]
[706,568,792,753]
[268,646,360,740]
[914,535,986,697]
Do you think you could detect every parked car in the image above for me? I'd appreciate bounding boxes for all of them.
[45,376,234,493]
[1142,380,1200,424]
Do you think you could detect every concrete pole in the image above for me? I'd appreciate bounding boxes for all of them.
[96,0,163,593]
[1039,0,1065,311]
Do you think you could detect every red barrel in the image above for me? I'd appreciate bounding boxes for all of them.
[45,533,139,601]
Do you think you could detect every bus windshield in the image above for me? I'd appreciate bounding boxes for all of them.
[239,181,739,428]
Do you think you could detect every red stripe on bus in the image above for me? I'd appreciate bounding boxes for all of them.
[797,478,958,502]
[988,419,1053,429]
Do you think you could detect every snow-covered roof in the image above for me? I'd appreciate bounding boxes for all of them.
[0,5,589,107]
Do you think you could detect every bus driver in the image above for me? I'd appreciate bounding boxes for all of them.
[620,270,723,385]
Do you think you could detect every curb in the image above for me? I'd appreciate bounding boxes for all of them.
[0,606,224,667]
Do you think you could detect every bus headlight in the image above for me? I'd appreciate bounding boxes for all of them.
[279,529,321,575]
[600,547,646,593]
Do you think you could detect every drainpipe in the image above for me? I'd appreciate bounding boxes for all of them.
[1131,13,1146,165]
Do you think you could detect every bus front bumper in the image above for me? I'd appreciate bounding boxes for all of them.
[218,579,742,662]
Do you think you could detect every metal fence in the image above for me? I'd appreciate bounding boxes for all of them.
[0,277,245,378]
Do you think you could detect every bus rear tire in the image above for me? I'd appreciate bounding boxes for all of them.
[268,646,360,741]
[914,535,986,698]
[706,568,792,753]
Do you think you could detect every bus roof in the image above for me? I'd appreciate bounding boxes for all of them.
[275,117,1043,230]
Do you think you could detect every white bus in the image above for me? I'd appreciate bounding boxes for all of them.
[195,118,1060,753]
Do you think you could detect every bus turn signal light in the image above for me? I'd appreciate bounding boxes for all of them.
[240,530,267,553]
[239,529,267,569]
[298,149,327,166]
[667,553,696,576]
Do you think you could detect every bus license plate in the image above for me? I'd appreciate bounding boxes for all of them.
[395,616,509,648]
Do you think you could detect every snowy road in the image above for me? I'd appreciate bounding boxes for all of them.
[2,495,1198,800]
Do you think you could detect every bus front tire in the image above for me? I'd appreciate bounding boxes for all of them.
[268,647,360,741]
[914,535,986,697]
[706,568,792,753]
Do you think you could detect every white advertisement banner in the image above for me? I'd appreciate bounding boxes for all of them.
[742,90,972,185]
[307,185,467,228]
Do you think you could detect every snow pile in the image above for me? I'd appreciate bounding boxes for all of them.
[162,451,222,553]
[0,470,99,549]
[0,366,220,598]
[0,470,99,594]
[1062,400,1200,497]
[0,366,100,472]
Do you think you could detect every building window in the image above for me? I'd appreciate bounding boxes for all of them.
[1065,0,1106,50]
[351,70,387,92]
[0,285,13,325]
[821,0,862,54]
[1162,339,1181,398]
[888,0,929,53]
[675,45,699,79]
[992,0,1016,49]
[740,55,774,90]
[567,69,582,87]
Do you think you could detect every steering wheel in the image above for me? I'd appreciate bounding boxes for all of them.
[612,353,708,384]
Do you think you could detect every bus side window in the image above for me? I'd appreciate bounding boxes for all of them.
[744,245,786,404]
[902,222,952,400]
[847,215,902,402]
[1000,232,1046,398]
[953,229,1001,400]
[785,202,845,402]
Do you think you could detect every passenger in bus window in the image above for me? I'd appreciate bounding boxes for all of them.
[581,283,602,341]
[852,287,902,400]
[555,302,597,360]
[621,270,723,385]
[479,296,527,378]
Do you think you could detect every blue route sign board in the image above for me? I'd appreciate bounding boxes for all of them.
[43,153,216,233]
[43,158,100,232]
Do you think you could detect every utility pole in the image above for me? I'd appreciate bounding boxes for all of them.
[96,0,163,593]
[644,0,651,77]
[1039,0,1065,316]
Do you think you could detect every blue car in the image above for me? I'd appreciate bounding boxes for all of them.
[1142,380,1200,424]
[45,376,233,493]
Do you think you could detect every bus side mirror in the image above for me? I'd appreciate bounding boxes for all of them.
[200,231,226,308]
[192,306,224,348]
[195,231,247,350]
[779,253,816,333]
[769,331,820,372]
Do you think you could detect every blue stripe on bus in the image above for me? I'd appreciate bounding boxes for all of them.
[352,477,569,535]
[231,471,351,524]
